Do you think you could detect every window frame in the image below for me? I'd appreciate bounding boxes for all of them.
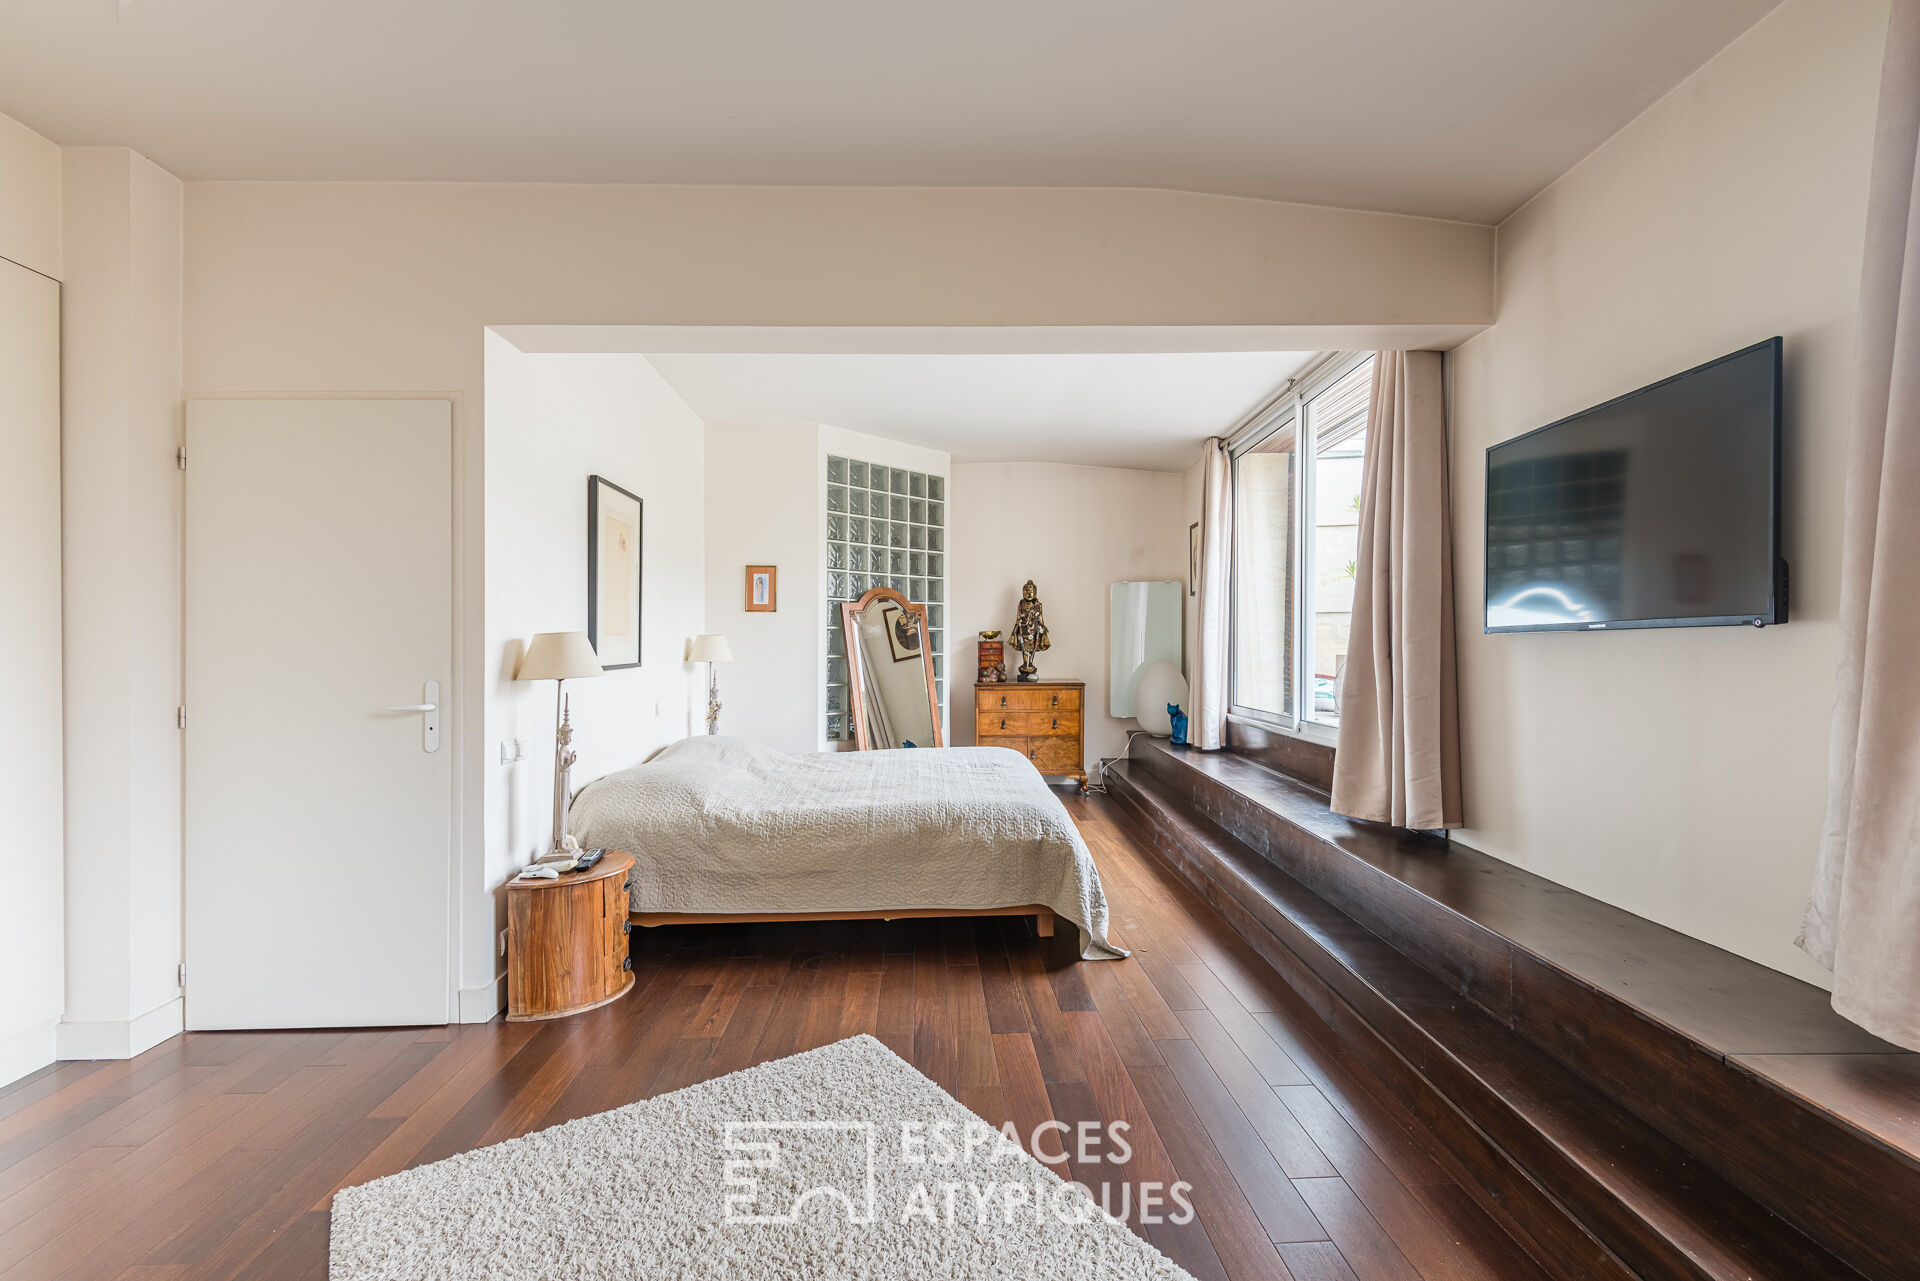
[1226,350,1374,745]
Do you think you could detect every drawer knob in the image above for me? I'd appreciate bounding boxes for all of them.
[1000,717,1006,729]
[1000,695,1007,708]
[622,920,633,934]
[1052,717,1058,729]
[622,876,633,893]
[622,956,634,971]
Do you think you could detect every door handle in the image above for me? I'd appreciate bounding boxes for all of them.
[380,681,440,753]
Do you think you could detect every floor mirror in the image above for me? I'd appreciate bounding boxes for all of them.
[841,586,943,750]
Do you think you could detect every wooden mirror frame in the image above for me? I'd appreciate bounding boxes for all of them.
[840,586,943,750]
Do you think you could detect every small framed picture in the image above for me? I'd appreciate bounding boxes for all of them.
[878,601,922,662]
[588,475,642,669]
[745,565,777,612]
[1189,522,1201,597]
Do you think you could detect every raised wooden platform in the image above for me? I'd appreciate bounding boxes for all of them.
[1107,736,1920,1281]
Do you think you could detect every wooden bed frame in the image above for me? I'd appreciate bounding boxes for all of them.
[631,904,1054,937]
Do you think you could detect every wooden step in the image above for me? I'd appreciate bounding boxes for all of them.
[1105,756,1868,1281]
[1120,738,1920,1281]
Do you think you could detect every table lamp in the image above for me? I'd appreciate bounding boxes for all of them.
[688,634,733,734]
[516,631,605,857]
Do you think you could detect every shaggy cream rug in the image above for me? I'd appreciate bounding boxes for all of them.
[329,1035,1192,1280]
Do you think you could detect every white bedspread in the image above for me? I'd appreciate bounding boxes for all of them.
[568,736,1124,959]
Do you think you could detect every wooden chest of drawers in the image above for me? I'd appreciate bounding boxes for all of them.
[974,679,1087,790]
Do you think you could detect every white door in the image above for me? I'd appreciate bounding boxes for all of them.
[184,399,453,1029]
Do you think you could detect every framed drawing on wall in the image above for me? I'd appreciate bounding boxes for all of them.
[745,565,777,612]
[587,475,642,669]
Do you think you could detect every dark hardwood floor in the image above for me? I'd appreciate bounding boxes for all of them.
[0,794,1553,1281]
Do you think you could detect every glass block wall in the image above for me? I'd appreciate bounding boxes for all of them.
[825,456,945,742]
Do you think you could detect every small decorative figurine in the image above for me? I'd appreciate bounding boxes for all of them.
[1168,703,1189,746]
[1011,579,1052,682]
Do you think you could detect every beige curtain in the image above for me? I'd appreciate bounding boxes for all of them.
[1191,437,1233,750]
[1331,351,1462,830]
[1799,0,1920,1050]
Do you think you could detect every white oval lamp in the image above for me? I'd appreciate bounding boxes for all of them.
[1133,659,1190,737]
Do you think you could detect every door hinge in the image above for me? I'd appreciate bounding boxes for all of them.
[177,706,186,729]
[177,962,186,987]
[176,445,187,470]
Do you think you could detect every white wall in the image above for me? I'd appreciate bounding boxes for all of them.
[57,147,187,1059]
[0,109,64,1085]
[0,110,60,279]
[703,423,821,753]
[181,181,1490,1014]
[1449,0,1888,985]
[480,338,705,1015]
[950,462,1189,773]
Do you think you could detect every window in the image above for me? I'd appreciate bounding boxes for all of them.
[824,456,944,742]
[1232,422,1296,720]
[1229,354,1373,736]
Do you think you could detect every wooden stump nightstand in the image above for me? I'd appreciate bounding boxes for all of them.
[506,849,636,1022]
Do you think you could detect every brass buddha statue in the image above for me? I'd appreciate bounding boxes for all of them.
[1011,579,1051,682]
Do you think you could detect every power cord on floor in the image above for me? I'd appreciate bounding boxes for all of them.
[1085,731,1154,794]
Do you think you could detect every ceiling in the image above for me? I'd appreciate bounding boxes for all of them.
[641,351,1318,470]
[0,0,1777,223]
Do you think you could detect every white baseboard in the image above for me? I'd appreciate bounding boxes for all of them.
[458,971,507,1023]
[56,996,185,1062]
[0,1020,57,1089]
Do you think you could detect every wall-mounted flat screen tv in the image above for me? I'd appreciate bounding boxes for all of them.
[1484,338,1785,633]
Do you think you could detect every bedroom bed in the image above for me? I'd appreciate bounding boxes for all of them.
[567,735,1125,960]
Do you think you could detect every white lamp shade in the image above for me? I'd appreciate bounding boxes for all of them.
[1133,659,1190,736]
[516,631,605,681]
[688,634,734,663]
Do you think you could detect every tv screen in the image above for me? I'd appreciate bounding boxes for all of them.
[1484,338,1785,633]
